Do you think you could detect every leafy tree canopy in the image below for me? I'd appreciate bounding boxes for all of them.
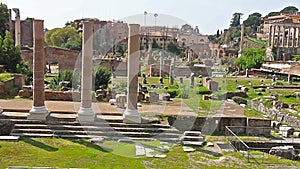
[280,6,298,14]
[236,48,266,70]
[243,12,262,33]
[167,42,181,55]
[45,27,82,50]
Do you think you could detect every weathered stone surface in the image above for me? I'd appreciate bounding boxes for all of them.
[0,120,14,135]
[269,146,295,160]
[249,100,300,130]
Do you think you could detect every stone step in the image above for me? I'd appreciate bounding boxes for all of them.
[13,121,175,129]
[0,112,29,119]
[11,133,55,137]
[183,131,203,136]
[11,128,180,138]
[181,136,205,141]
[182,141,204,146]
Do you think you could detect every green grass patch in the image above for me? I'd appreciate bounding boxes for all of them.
[244,107,265,118]
[1,138,300,169]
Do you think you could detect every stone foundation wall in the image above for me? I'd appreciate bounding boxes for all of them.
[167,115,270,135]
[249,100,300,130]
[0,74,24,95]
[45,90,80,101]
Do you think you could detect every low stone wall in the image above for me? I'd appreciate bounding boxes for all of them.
[167,115,270,135]
[45,90,80,101]
[0,120,14,135]
[249,100,300,130]
[0,74,24,95]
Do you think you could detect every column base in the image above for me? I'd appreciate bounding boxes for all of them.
[28,106,49,120]
[77,107,95,122]
[123,109,141,124]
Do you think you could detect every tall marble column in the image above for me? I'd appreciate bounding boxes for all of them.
[292,27,296,48]
[28,20,48,120]
[123,24,141,124]
[77,21,95,122]
[13,8,21,46]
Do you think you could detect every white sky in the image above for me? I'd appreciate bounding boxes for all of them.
[2,0,300,34]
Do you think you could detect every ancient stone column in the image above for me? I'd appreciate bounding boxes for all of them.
[238,24,244,57]
[13,8,21,46]
[77,21,95,122]
[169,61,174,85]
[292,27,296,48]
[282,26,285,47]
[123,24,141,124]
[268,25,272,47]
[287,27,291,47]
[28,20,48,120]
[272,25,276,46]
[8,9,13,38]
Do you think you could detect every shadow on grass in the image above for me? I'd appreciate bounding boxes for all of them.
[22,137,58,152]
[68,139,112,152]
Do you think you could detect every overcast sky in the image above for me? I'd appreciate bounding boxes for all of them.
[2,0,300,34]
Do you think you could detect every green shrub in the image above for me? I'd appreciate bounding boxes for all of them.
[49,70,80,90]
[93,66,112,90]
[232,96,247,105]
[197,86,212,94]
[275,81,284,86]
[167,85,180,98]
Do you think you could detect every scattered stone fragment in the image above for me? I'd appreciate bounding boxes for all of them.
[118,138,133,143]
[89,137,104,143]
[155,146,170,152]
[109,99,116,105]
[145,148,155,157]
[206,142,214,147]
[135,143,146,156]
[160,141,169,145]
[183,146,196,152]
[154,154,167,158]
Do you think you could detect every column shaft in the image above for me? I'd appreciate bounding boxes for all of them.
[123,24,141,124]
[77,21,95,122]
[28,20,48,120]
[81,22,93,109]
[33,20,45,107]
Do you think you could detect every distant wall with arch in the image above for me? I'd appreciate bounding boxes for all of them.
[21,47,80,71]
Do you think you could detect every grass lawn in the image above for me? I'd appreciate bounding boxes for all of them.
[0,138,300,169]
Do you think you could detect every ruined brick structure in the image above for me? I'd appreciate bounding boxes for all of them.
[10,18,34,47]
[21,47,80,71]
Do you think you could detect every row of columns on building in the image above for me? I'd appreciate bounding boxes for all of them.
[268,24,300,48]
[27,20,142,124]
